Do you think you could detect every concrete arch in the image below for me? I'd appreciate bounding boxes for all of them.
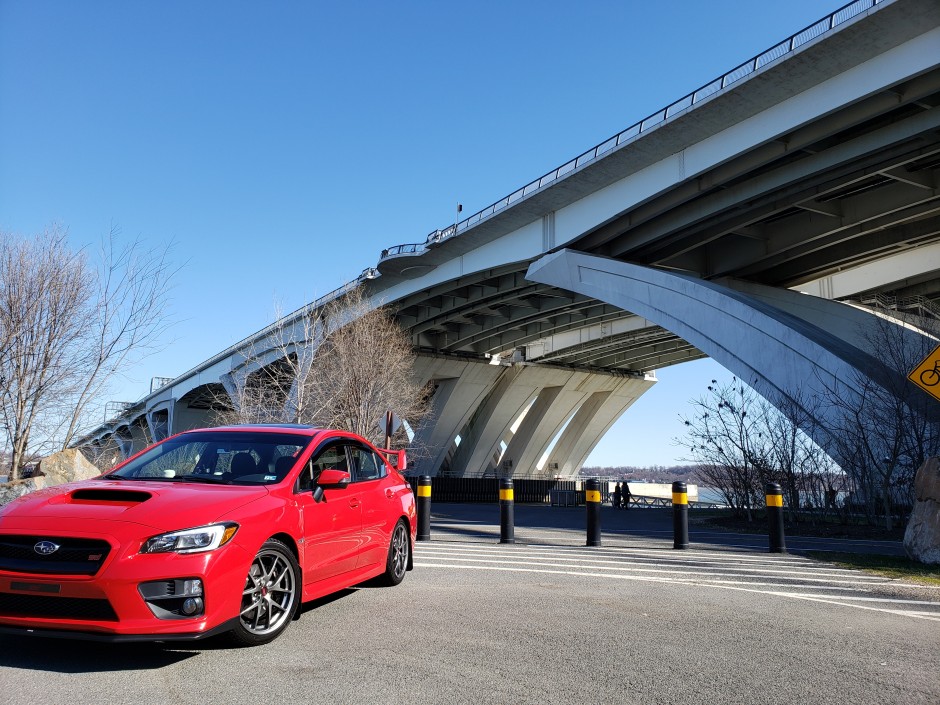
[527,250,936,459]
[146,404,173,443]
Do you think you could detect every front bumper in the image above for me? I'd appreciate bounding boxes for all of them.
[0,527,252,639]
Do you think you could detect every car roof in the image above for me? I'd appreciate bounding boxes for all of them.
[182,424,321,436]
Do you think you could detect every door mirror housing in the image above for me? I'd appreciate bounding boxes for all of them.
[317,469,351,489]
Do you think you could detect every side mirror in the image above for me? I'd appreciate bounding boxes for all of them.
[378,449,407,472]
[317,469,351,489]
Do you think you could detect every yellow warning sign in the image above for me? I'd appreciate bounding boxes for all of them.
[909,344,940,402]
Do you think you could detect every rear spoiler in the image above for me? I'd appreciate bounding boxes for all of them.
[377,449,407,473]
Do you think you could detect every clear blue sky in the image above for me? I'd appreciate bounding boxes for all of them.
[0,0,838,466]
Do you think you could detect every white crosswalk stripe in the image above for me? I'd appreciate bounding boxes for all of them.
[414,540,940,622]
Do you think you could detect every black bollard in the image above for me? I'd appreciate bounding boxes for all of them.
[672,481,689,550]
[416,476,431,542]
[585,478,602,547]
[765,482,787,554]
[499,478,515,544]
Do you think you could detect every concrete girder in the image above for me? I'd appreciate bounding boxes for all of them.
[590,339,702,371]
[543,377,656,478]
[527,250,936,462]
[408,275,538,334]
[606,78,940,264]
[650,147,940,276]
[439,292,588,351]
[472,304,633,356]
[446,364,577,478]
[713,185,940,278]
[406,356,504,477]
[741,212,940,283]
[525,314,652,362]
[798,241,940,301]
[392,263,526,317]
[577,67,940,255]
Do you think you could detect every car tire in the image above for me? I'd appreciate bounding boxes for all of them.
[377,520,410,587]
[227,539,300,647]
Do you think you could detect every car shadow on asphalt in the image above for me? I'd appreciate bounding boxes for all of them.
[0,589,363,670]
[0,637,198,672]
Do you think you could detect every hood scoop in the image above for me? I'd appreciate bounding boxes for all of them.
[70,488,152,504]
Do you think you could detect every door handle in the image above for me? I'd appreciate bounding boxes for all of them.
[348,498,360,508]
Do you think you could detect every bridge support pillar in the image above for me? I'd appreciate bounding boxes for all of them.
[447,364,576,478]
[407,356,504,477]
[543,375,655,477]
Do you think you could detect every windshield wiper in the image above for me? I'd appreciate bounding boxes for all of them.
[177,474,230,484]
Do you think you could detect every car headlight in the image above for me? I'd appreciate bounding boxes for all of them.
[141,523,239,554]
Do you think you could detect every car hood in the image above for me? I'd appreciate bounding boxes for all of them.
[0,479,270,532]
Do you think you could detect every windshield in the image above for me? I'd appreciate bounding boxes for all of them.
[107,431,311,485]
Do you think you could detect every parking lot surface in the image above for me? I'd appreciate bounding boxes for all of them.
[0,507,936,705]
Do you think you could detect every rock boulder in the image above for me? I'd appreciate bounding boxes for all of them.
[904,457,940,565]
[0,476,46,506]
[38,448,102,487]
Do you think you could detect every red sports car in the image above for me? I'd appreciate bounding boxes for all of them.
[0,425,416,645]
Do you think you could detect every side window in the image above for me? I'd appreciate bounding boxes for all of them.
[298,442,349,492]
[350,446,384,482]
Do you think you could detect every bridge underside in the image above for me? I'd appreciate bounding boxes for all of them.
[527,249,938,465]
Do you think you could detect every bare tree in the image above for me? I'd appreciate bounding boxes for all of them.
[676,379,771,519]
[0,229,92,476]
[0,227,175,479]
[676,378,839,520]
[305,288,430,447]
[60,231,176,448]
[213,307,324,427]
[822,312,940,530]
[215,287,431,450]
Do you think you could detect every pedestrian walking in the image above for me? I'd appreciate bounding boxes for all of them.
[613,482,622,510]
[623,482,633,510]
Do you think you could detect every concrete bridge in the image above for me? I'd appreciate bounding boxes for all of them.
[81,0,940,477]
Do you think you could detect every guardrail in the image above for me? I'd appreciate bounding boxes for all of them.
[381,244,423,258]
[380,0,886,262]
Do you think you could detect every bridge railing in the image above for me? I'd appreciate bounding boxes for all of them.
[380,0,886,263]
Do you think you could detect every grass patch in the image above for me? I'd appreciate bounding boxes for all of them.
[805,551,940,587]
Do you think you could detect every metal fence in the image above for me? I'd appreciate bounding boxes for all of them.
[407,477,578,504]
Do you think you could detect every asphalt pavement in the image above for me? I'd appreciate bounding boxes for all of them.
[0,505,936,705]
[429,503,908,555]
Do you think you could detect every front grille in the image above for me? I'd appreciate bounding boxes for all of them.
[0,536,112,576]
[0,593,118,621]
